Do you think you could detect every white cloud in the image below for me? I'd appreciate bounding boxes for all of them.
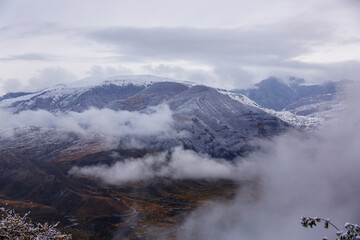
[0,104,177,139]
[87,65,133,78]
[143,63,254,89]
[28,67,77,91]
[0,78,23,93]
[69,146,256,184]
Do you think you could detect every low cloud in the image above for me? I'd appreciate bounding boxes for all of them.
[0,104,177,139]
[28,67,77,91]
[143,64,254,89]
[143,64,217,86]
[0,78,23,93]
[69,146,256,184]
[177,83,360,240]
[213,65,253,89]
[87,65,133,78]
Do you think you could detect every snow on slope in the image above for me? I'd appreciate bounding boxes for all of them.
[0,75,195,113]
[262,108,321,130]
[218,90,260,108]
[28,75,176,101]
[0,75,195,110]
[220,90,322,130]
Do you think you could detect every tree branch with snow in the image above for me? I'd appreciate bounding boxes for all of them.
[301,216,360,240]
[0,207,71,240]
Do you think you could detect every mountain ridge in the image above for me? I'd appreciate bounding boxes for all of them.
[0,75,289,159]
[235,77,345,113]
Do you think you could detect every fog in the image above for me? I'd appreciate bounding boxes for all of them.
[177,83,360,240]
[69,146,256,184]
[0,104,177,139]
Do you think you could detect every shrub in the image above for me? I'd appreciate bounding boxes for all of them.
[0,207,71,239]
[301,216,360,240]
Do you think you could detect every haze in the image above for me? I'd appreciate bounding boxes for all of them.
[1,0,360,94]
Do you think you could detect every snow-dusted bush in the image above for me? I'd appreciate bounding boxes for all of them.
[0,207,71,239]
[301,216,360,240]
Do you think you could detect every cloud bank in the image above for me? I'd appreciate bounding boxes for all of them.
[86,22,360,88]
[0,104,177,139]
[69,146,256,184]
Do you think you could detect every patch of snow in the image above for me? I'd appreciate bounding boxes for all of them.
[262,108,322,130]
[219,90,260,108]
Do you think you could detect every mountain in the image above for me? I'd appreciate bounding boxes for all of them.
[236,77,297,111]
[0,75,289,159]
[235,77,346,114]
[0,75,164,113]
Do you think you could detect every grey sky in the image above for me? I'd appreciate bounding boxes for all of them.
[0,0,359,94]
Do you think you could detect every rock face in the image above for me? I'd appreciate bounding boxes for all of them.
[0,75,289,158]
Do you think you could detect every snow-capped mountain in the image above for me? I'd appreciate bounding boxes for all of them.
[0,75,178,113]
[0,75,289,158]
[0,75,339,136]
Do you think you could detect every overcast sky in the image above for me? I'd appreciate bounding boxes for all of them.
[0,0,360,94]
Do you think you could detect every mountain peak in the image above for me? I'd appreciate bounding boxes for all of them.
[52,75,176,90]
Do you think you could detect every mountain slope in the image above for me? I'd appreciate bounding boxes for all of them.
[166,85,288,158]
[235,77,345,113]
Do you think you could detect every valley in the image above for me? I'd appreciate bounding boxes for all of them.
[0,147,241,239]
[0,139,243,239]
